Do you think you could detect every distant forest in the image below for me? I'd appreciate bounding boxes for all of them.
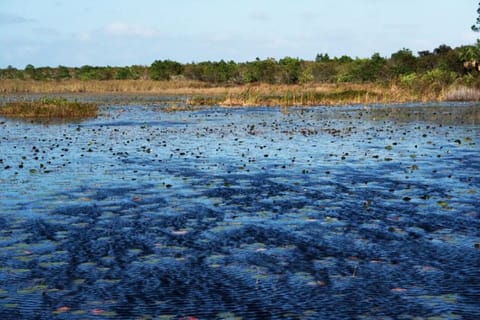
[1,43,480,87]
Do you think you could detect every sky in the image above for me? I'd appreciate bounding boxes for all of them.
[0,0,478,68]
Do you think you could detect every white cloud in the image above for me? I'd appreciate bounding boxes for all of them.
[104,22,159,38]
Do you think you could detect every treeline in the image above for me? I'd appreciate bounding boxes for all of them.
[1,43,480,87]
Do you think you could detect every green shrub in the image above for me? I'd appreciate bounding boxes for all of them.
[400,73,418,88]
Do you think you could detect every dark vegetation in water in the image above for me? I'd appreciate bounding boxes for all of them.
[0,103,478,319]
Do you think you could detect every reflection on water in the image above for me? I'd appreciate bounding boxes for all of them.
[0,103,479,319]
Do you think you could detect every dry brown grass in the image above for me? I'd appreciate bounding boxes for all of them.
[0,79,446,106]
[443,86,480,101]
[0,79,235,95]
[207,83,442,107]
[0,97,97,118]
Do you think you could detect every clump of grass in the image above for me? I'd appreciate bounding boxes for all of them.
[162,103,208,112]
[0,97,98,118]
[444,86,480,101]
[187,95,225,106]
[216,86,398,107]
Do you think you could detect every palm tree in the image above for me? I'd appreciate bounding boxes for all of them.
[472,2,480,32]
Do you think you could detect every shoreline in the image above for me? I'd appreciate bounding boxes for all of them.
[1,79,479,108]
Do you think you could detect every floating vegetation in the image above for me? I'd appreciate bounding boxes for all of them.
[0,103,478,319]
[437,200,449,209]
[16,284,48,295]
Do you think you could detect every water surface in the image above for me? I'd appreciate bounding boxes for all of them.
[0,103,479,319]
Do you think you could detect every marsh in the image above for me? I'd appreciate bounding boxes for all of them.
[0,100,479,319]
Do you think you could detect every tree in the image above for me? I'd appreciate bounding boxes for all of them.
[242,58,279,83]
[115,67,131,80]
[315,53,330,63]
[472,2,480,32]
[431,45,461,73]
[335,55,353,64]
[279,57,301,84]
[0,65,20,79]
[55,65,71,80]
[457,43,480,61]
[24,64,36,79]
[310,61,337,82]
[76,65,97,80]
[149,60,183,80]
[388,48,417,76]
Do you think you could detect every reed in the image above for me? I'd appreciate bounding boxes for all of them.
[444,86,480,101]
[199,83,442,107]
[0,79,452,107]
[0,97,98,118]
[0,79,218,94]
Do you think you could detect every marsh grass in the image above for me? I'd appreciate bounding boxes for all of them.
[0,79,453,107]
[444,86,480,101]
[0,97,98,118]
[194,83,442,107]
[0,79,216,94]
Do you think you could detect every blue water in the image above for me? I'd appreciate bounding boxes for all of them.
[0,103,479,319]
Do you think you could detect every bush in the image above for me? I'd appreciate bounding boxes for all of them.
[421,68,457,85]
[149,60,184,81]
[400,73,418,88]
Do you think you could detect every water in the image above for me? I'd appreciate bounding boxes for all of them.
[0,103,479,319]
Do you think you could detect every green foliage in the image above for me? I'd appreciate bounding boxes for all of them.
[243,58,279,83]
[299,64,315,84]
[126,65,149,80]
[115,67,133,80]
[399,68,457,94]
[388,48,417,76]
[315,53,330,63]
[198,60,239,83]
[400,73,418,89]
[457,42,480,61]
[340,54,387,82]
[279,57,302,84]
[76,65,99,80]
[310,61,337,82]
[0,65,22,79]
[2,42,474,86]
[421,68,456,85]
[149,59,183,80]
[472,2,480,32]
[335,55,354,64]
[24,64,37,80]
[55,65,71,80]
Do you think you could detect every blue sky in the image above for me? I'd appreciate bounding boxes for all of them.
[0,0,478,68]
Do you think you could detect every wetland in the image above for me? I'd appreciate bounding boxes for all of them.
[0,98,479,319]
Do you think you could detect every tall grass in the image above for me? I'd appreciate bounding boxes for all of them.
[0,79,217,94]
[0,79,458,107]
[189,83,442,107]
[444,86,480,101]
[0,97,98,118]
